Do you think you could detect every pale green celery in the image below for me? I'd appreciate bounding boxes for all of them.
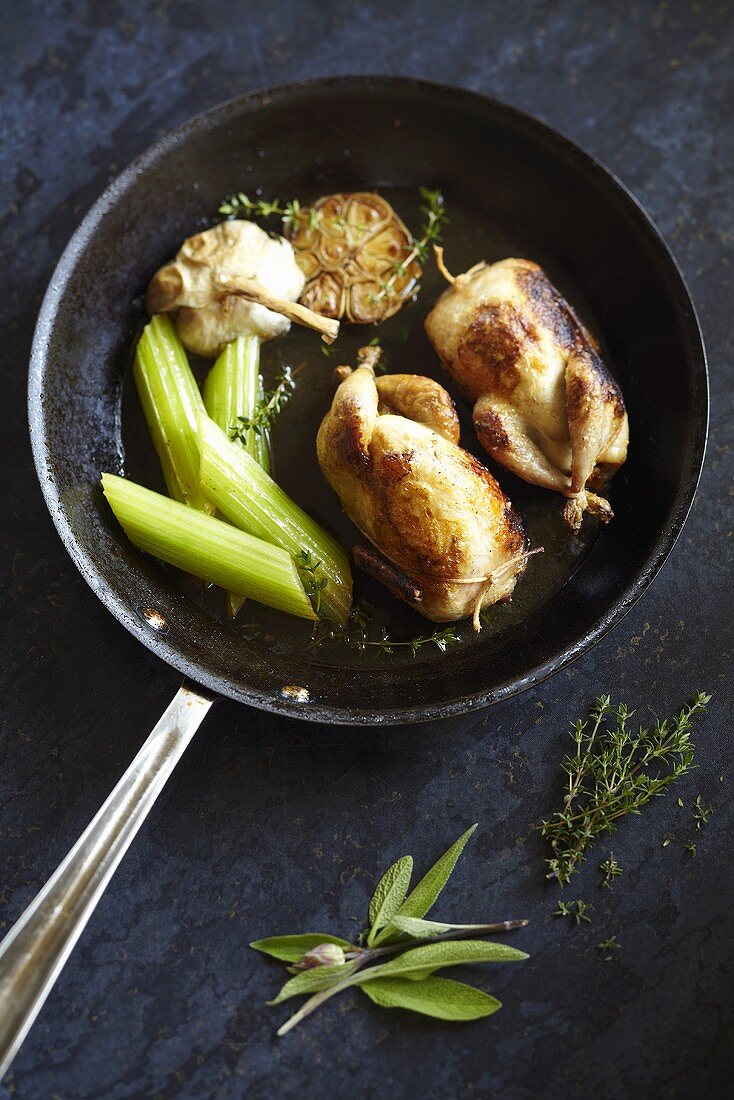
[202,335,270,618]
[203,335,263,462]
[197,414,353,625]
[254,374,271,474]
[133,314,213,514]
[102,474,316,621]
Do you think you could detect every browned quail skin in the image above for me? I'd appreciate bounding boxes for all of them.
[317,347,530,630]
[424,249,629,531]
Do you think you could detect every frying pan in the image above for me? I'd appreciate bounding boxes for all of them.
[1,78,707,1074]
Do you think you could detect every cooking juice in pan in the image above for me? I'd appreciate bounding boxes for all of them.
[121,187,610,667]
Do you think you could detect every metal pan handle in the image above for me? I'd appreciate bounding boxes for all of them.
[0,684,213,1079]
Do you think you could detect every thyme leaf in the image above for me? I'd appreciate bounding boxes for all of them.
[693,794,713,830]
[596,935,620,960]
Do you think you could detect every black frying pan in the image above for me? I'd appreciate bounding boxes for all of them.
[0,78,707,1075]
[27,76,708,725]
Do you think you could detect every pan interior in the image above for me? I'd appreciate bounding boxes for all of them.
[30,79,707,722]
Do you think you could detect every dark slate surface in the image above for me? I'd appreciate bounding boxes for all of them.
[1,2,732,1097]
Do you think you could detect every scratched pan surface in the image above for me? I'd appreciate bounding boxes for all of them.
[28,77,708,725]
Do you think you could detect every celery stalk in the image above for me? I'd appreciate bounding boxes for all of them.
[254,373,272,474]
[133,314,213,514]
[197,414,352,625]
[203,335,270,617]
[202,335,267,465]
[102,474,316,621]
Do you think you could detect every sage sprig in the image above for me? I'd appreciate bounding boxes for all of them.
[251,826,528,1036]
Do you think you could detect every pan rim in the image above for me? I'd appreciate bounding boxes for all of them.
[28,74,709,726]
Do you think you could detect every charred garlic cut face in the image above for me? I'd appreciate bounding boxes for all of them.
[289,192,420,323]
[146,220,307,357]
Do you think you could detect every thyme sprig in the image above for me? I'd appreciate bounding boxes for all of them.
[250,826,528,1036]
[599,855,623,889]
[220,187,447,309]
[311,602,460,658]
[367,625,460,657]
[553,899,592,924]
[297,551,328,618]
[540,692,710,886]
[372,187,447,305]
[693,794,713,830]
[218,192,320,233]
[229,367,296,442]
[597,935,620,961]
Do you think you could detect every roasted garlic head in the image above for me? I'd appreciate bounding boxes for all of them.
[289,192,420,323]
[146,220,308,357]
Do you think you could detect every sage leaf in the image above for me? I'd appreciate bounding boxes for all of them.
[366,855,413,945]
[251,933,353,963]
[363,939,528,983]
[373,824,477,944]
[390,916,453,937]
[361,976,502,1020]
[268,961,358,1005]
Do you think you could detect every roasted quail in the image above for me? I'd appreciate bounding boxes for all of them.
[425,252,628,531]
[317,348,529,628]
